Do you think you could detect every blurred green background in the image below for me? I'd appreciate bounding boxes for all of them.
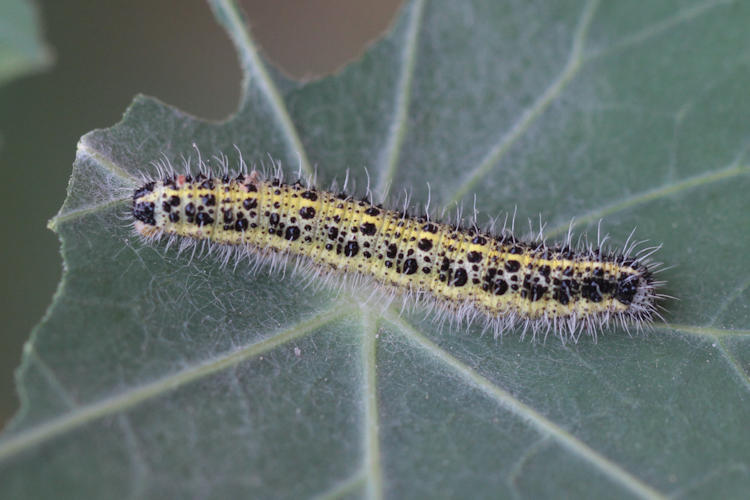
[0,0,401,428]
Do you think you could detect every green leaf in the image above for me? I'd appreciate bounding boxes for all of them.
[2,0,750,498]
[0,0,51,86]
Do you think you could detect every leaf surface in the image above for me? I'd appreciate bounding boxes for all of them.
[2,0,750,498]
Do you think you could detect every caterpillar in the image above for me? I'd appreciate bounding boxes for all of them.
[131,156,663,341]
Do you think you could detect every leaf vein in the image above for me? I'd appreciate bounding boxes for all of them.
[386,313,666,500]
[48,196,129,231]
[312,471,367,500]
[208,0,313,176]
[545,162,750,238]
[374,0,426,201]
[78,140,138,184]
[587,0,736,61]
[709,274,750,326]
[445,0,600,207]
[655,323,750,337]
[26,347,77,410]
[362,312,383,500]
[715,338,750,394]
[0,307,345,463]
